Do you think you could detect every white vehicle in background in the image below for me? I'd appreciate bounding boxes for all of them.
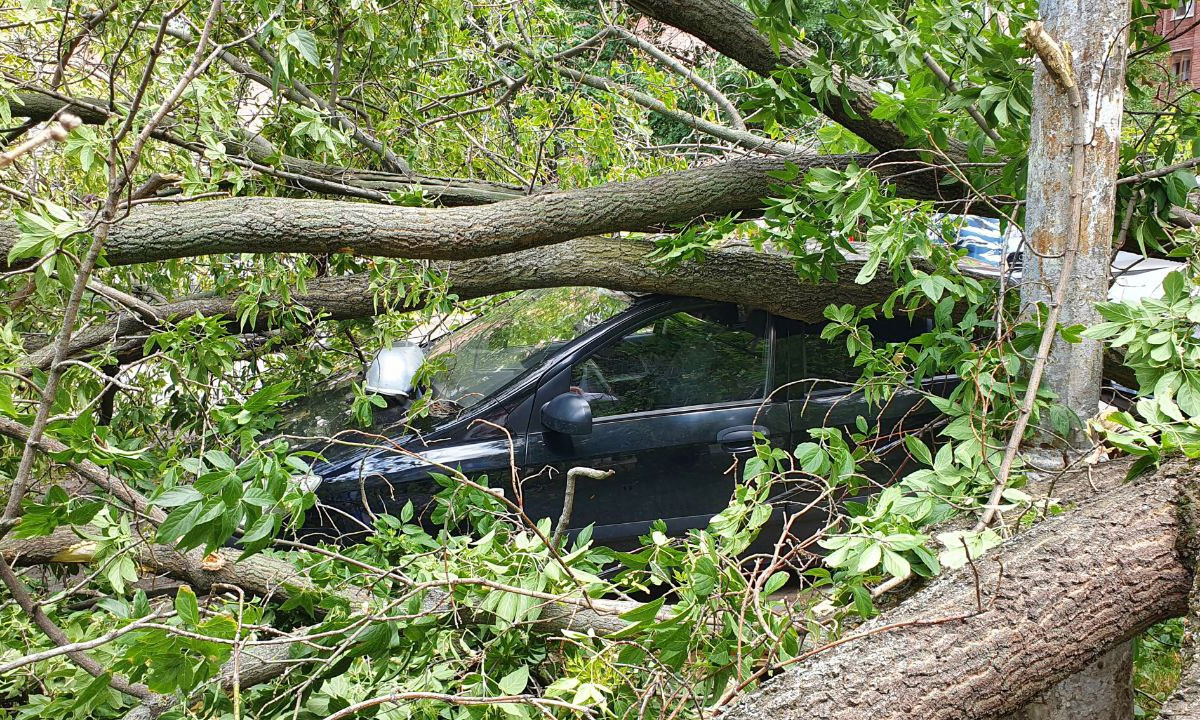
[941,214,1185,302]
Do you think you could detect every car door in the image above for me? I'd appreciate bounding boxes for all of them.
[521,301,789,548]
[306,401,524,541]
[774,316,945,490]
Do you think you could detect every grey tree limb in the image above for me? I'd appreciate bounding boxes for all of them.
[721,458,1198,720]
[0,153,966,272]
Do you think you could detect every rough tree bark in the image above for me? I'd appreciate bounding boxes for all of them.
[720,459,1198,720]
[1014,2,1133,716]
[0,153,967,272]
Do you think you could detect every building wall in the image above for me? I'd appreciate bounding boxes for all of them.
[1156,1,1200,88]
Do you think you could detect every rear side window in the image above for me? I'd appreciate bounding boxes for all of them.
[571,307,769,417]
[775,317,932,394]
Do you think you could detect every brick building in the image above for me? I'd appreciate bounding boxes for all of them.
[1158,0,1200,87]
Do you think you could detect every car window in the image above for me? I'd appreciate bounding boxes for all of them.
[429,287,632,408]
[571,307,768,417]
[775,317,934,395]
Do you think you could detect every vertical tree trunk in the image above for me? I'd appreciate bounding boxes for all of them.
[1018,0,1132,716]
[1021,0,1130,443]
[1004,644,1133,720]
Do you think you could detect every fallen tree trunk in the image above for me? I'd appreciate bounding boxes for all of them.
[20,236,901,370]
[722,458,1199,720]
[0,153,966,272]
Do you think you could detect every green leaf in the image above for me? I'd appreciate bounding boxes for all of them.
[175,585,200,626]
[904,435,933,466]
[203,449,236,471]
[1059,324,1086,343]
[1162,271,1186,301]
[157,502,204,545]
[286,30,320,67]
[498,665,529,695]
[851,584,874,617]
[763,570,790,595]
[239,513,278,546]
[152,486,203,508]
[855,542,882,573]
[881,549,910,579]
[618,596,665,623]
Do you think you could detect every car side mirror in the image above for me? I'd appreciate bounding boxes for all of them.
[541,392,592,435]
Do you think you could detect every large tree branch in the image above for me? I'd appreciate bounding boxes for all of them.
[628,0,916,153]
[722,458,1199,720]
[0,154,965,271]
[18,236,1130,389]
[608,24,746,130]
[19,237,903,370]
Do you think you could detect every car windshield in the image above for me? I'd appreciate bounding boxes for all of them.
[427,287,633,408]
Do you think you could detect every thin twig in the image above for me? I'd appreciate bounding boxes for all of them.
[0,112,81,169]
[978,21,1087,530]
[922,52,1002,143]
[551,466,615,547]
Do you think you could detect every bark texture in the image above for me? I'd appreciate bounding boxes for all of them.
[1002,644,1133,720]
[722,459,1198,720]
[1021,0,1130,437]
[0,153,965,271]
[18,237,905,370]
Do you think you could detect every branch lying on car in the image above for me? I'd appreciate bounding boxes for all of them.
[16,236,909,371]
[19,237,1145,393]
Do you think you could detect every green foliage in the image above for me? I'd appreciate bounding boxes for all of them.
[1083,271,1200,473]
[0,0,1197,715]
[1134,619,1185,718]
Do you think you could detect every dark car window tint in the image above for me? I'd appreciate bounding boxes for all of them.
[775,317,933,394]
[571,308,768,417]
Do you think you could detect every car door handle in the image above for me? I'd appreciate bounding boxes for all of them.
[716,425,769,452]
